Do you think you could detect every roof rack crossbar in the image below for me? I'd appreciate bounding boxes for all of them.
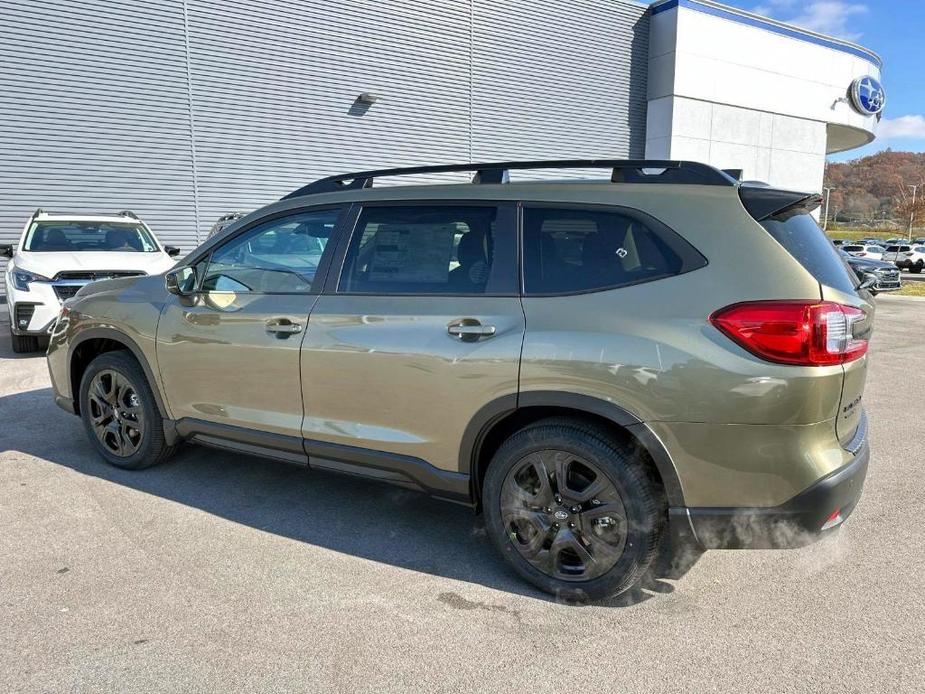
[282,159,737,199]
[28,210,141,219]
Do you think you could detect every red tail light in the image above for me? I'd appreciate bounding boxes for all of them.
[710,301,867,366]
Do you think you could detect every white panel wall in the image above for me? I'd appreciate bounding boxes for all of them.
[648,96,827,191]
[645,1,882,192]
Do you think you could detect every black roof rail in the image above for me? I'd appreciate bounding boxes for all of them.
[281,159,738,199]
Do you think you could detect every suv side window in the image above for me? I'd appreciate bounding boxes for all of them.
[338,204,515,295]
[201,208,340,293]
[522,206,706,295]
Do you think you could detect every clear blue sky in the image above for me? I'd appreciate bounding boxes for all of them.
[718,0,924,161]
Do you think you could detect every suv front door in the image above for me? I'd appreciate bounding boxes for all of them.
[156,207,343,450]
[300,202,523,491]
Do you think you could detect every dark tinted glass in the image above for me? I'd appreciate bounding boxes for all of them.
[202,208,339,293]
[760,210,857,293]
[522,206,705,294]
[339,205,504,295]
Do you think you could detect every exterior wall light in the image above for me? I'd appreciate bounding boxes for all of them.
[356,93,379,105]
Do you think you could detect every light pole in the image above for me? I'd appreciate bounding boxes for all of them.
[822,187,836,231]
[909,184,919,241]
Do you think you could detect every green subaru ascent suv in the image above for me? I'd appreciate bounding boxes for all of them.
[46,160,872,600]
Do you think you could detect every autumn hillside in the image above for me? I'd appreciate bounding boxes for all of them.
[823,150,925,228]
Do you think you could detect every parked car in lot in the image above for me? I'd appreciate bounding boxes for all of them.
[45,160,873,601]
[1,209,180,353]
[883,244,925,273]
[842,244,885,261]
[838,249,902,293]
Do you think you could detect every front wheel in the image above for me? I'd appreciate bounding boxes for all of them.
[483,419,664,602]
[912,262,923,274]
[78,351,176,469]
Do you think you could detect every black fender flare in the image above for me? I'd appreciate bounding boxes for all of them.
[68,327,171,424]
[460,391,686,507]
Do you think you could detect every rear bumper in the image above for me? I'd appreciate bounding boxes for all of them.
[670,439,869,550]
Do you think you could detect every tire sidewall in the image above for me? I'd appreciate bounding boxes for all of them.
[78,352,162,469]
[483,425,661,602]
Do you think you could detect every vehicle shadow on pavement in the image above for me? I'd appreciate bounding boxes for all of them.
[0,384,693,607]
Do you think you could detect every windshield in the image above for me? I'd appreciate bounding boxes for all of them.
[24,221,159,252]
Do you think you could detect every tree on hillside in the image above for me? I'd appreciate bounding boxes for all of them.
[895,182,925,236]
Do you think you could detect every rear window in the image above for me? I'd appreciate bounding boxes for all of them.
[842,245,864,252]
[759,209,857,294]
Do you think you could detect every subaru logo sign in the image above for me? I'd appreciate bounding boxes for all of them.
[849,76,885,116]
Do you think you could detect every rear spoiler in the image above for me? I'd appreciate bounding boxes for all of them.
[738,184,822,221]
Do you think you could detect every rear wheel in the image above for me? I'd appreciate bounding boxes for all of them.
[9,326,40,354]
[483,418,664,601]
[78,351,176,470]
[912,261,923,274]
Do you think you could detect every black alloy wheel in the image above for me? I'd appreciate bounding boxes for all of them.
[86,369,145,457]
[500,450,627,581]
[78,351,176,470]
[483,418,664,601]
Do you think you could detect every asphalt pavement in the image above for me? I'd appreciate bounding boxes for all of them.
[1,299,923,693]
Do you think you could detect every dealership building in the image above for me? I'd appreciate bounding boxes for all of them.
[1,0,884,260]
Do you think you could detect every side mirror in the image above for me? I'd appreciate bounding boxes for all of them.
[858,272,878,293]
[165,266,197,296]
[0,244,13,259]
[165,245,181,257]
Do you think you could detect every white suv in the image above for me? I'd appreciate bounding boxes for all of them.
[2,210,180,352]
[883,244,925,273]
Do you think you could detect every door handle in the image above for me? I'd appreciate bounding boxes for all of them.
[266,318,303,337]
[447,319,496,342]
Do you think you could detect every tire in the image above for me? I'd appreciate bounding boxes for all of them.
[912,262,923,274]
[78,350,176,470]
[483,418,665,602]
[9,327,40,354]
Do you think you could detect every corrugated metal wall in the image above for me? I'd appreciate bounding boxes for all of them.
[1,0,649,289]
[0,0,198,285]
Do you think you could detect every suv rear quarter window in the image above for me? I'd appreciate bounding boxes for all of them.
[521,205,706,295]
[759,209,857,294]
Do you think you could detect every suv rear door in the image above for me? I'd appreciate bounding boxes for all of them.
[299,202,523,486]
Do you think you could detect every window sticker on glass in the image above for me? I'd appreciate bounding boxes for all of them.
[367,225,454,283]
